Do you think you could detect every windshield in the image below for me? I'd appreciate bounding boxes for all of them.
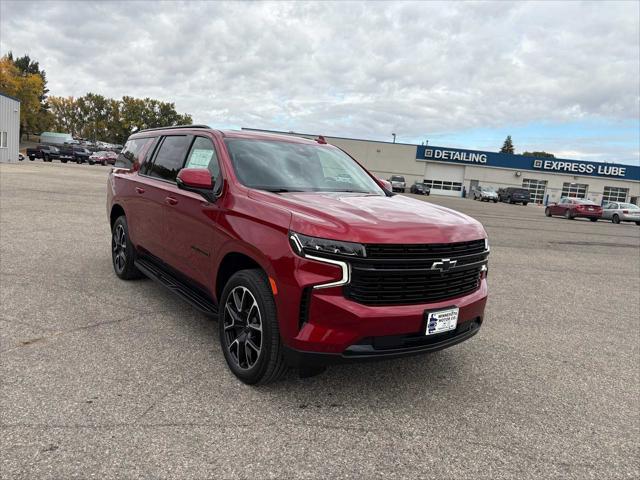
[480,187,495,192]
[225,139,385,194]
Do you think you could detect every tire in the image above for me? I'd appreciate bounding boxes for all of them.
[44,154,49,162]
[493,199,497,203]
[61,159,68,163]
[612,214,620,224]
[590,218,598,222]
[523,202,528,206]
[635,222,639,226]
[111,216,143,280]
[219,269,287,385]
[545,207,551,217]
[564,209,574,220]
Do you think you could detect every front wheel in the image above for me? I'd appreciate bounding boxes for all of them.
[219,270,287,385]
[590,218,598,222]
[111,216,143,280]
[564,209,574,220]
[612,215,620,224]
[523,202,528,206]
[545,208,551,217]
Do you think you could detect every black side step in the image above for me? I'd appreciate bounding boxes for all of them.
[135,258,218,317]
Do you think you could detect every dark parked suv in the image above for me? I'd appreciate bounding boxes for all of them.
[498,187,530,205]
[108,126,490,384]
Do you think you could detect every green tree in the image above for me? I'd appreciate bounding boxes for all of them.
[499,135,515,154]
[6,52,52,133]
[522,151,555,158]
[0,56,46,136]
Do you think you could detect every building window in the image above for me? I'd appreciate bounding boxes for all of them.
[522,178,547,204]
[423,179,462,191]
[602,186,628,203]
[0,131,7,148]
[561,182,588,199]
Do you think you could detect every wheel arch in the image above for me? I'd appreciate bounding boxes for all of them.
[215,251,267,301]
[110,203,126,230]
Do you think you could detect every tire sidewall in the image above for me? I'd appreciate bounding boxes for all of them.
[111,216,140,279]
[219,270,281,385]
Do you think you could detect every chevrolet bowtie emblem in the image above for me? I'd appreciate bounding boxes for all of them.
[431,258,457,272]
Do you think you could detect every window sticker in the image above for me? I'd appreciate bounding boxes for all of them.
[186,149,213,168]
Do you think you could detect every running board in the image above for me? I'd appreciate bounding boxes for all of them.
[135,258,218,317]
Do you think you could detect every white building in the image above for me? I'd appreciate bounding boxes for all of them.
[244,128,640,206]
[0,93,21,163]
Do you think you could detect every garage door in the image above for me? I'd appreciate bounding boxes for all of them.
[423,163,465,197]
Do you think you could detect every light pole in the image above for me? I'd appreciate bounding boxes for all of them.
[392,133,396,143]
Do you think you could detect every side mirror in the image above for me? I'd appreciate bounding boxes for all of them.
[177,168,215,202]
[377,177,392,191]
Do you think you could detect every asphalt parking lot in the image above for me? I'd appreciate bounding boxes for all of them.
[1,161,638,479]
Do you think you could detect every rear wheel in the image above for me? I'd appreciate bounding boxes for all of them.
[612,214,620,224]
[111,216,143,280]
[545,208,551,217]
[590,218,598,222]
[523,202,528,206]
[564,209,573,220]
[219,270,287,385]
[635,222,639,226]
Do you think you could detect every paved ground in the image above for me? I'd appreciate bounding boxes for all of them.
[1,161,638,479]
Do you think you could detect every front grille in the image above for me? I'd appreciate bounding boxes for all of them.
[345,239,487,306]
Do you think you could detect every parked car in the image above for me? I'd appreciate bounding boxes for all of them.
[545,197,602,221]
[601,202,640,225]
[473,186,498,202]
[498,187,530,205]
[388,175,406,192]
[26,144,61,162]
[410,180,430,195]
[108,126,490,384]
[89,151,117,166]
[58,145,91,164]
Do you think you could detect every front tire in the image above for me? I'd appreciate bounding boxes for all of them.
[111,216,143,280]
[219,270,287,385]
[565,209,574,220]
[612,214,620,224]
[545,208,551,217]
[590,218,598,222]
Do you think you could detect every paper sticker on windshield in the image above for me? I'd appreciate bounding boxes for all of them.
[186,149,213,168]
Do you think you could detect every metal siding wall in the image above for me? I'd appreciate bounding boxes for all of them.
[0,95,20,162]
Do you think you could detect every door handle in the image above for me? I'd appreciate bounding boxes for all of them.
[165,196,178,206]
[135,187,145,194]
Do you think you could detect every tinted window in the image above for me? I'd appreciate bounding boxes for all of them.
[117,137,154,169]
[148,136,190,182]
[391,176,405,181]
[185,136,220,180]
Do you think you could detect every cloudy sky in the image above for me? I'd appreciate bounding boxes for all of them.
[2,1,639,164]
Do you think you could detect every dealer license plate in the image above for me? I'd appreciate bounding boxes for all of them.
[425,307,458,335]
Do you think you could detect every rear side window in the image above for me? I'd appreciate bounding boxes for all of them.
[117,137,154,169]
[148,136,190,182]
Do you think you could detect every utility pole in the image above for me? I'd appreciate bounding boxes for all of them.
[392,133,396,143]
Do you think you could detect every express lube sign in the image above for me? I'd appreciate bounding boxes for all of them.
[416,145,639,180]
[532,159,626,177]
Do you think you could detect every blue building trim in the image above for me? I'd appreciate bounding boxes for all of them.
[416,145,639,181]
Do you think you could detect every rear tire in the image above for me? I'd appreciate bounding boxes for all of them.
[219,269,287,385]
[523,202,528,206]
[635,221,640,226]
[545,208,551,217]
[111,216,143,280]
[590,218,598,222]
[612,214,620,224]
[564,209,573,220]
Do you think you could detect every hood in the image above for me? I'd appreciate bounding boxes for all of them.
[249,190,486,244]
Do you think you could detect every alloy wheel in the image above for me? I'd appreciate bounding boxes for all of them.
[223,286,263,370]
[112,224,127,273]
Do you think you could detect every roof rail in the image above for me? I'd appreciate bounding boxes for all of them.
[136,124,211,133]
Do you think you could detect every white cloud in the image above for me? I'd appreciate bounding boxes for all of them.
[1,0,638,158]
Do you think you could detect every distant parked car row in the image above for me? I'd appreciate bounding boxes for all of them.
[387,175,431,195]
[545,198,639,225]
[24,144,116,165]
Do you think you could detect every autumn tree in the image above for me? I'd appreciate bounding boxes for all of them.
[0,56,46,136]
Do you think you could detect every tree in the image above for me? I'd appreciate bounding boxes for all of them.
[0,56,46,136]
[500,135,515,154]
[522,151,555,158]
[6,52,52,133]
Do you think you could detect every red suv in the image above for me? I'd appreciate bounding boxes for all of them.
[107,126,489,384]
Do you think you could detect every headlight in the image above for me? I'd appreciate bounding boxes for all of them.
[289,232,366,258]
[485,237,490,252]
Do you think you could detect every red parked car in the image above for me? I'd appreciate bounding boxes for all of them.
[89,151,117,166]
[107,126,490,384]
[545,197,603,221]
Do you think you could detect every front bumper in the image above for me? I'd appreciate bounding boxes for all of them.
[284,318,481,366]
